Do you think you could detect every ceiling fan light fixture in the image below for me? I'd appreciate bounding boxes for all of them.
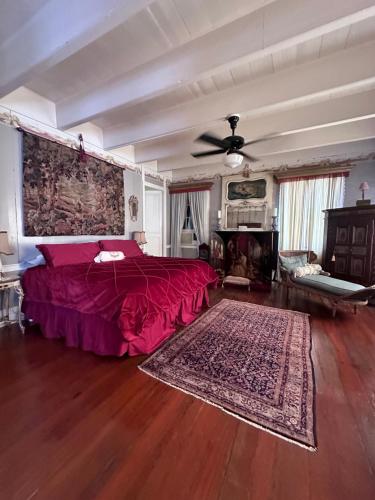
[224,152,243,168]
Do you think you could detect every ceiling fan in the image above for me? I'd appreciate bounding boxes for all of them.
[191,114,276,168]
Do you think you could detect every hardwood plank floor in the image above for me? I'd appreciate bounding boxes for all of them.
[0,286,374,500]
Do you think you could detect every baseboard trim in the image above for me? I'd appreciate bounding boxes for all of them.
[0,305,20,326]
[3,263,26,273]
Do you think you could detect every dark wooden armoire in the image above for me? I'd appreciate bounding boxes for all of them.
[323,205,375,286]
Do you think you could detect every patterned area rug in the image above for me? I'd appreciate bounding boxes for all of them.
[139,299,316,450]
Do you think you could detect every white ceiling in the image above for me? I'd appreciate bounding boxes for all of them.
[0,0,375,177]
[92,16,375,129]
[0,0,50,46]
[26,0,272,103]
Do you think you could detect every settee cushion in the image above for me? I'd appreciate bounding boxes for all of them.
[293,274,364,296]
[279,254,308,273]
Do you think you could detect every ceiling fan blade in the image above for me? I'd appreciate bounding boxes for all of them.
[195,132,230,149]
[243,133,278,147]
[191,148,226,158]
[237,150,259,162]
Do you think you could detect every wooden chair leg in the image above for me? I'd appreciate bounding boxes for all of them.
[332,304,337,318]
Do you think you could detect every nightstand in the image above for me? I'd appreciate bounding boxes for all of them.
[0,276,24,333]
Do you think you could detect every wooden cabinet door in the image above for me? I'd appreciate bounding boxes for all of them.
[332,223,351,278]
[349,221,374,285]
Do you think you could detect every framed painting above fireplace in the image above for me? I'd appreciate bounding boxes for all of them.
[227,179,266,200]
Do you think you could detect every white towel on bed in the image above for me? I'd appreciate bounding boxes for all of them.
[94,251,125,263]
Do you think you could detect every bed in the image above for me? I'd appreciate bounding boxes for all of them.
[22,242,218,356]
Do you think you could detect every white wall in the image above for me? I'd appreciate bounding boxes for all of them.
[0,87,57,127]
[344,160,375,206]
[0,122,144,268]
[65,122,104,148]
[124,169,144,239]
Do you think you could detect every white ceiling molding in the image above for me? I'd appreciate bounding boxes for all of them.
[103,40,375,148]
[170,140,375,182]
[157,118,375,172]
[0,0,155,98]
[55,0,375,130]
[135,89,375,162]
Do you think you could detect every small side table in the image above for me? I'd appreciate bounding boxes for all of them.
[0,276,24,333]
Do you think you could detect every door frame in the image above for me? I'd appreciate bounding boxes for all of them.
[143,180,167,257]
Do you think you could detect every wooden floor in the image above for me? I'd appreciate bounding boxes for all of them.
[0,286,374,500]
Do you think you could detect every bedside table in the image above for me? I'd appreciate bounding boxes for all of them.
[0,276,24,333]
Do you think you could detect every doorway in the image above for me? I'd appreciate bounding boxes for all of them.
[144,185,164,256]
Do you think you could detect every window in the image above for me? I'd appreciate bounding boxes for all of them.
[183,202,194,230]
[279,174,345,259]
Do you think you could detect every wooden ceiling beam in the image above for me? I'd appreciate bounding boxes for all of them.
[156,117,375,172]
[56,0,375,130]
[0,0,155,98]
[103,40,375,148]
[134,89,375,163]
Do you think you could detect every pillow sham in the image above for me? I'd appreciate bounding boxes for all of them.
[99,239,143,257]
[36,242,100,267]
[94,250,125,263]
[25,254,46,268]
[294,264,322,278]
[279,254,308,274]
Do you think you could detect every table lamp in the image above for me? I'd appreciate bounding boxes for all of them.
[357,182,370,206]
[133,231,147,248]
[0,231,12,280]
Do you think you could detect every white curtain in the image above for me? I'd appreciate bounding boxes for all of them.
[279,175,345,259]
[188,190,210,245]
[170,192,187,257]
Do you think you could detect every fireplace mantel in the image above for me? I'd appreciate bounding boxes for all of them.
[221,173,277,230]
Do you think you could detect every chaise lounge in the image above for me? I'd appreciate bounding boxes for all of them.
[279,250,375,317]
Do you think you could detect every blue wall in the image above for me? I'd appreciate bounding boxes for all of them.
[344,160,375,207]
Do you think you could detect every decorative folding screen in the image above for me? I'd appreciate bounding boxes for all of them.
[22,131,125,236]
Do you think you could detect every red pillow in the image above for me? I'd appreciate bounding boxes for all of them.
[99,239,143,257]
[36,242,100,267]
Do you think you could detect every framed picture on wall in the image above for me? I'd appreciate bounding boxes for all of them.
[227,179,267,200]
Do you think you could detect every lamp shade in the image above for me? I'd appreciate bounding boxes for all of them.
[359,182,369,191]
[0,231,12,255]
[224,152,243,168]
[133,231,147,245]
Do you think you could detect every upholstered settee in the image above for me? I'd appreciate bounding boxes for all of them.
[279,251,375,317]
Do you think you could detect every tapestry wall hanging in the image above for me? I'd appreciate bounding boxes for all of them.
[22,131,125,236]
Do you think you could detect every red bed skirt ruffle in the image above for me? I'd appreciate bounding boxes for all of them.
[22,286,210,357]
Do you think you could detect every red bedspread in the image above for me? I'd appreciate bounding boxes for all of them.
[22,256,218,356]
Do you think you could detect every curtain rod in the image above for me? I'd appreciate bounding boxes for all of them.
[169,181,213,194]
[277,171,349,184]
